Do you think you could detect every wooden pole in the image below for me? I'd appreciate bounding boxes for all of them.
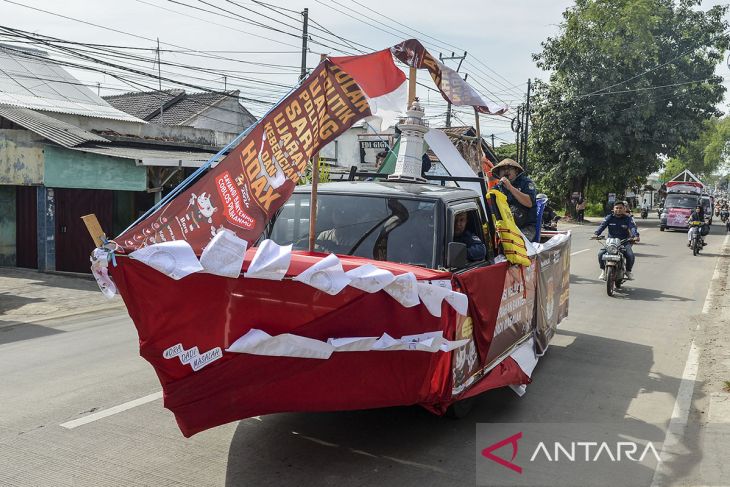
[474,107,483,165]
[81,214,106,247]
[308,53,327,253]
[408,66,417,105]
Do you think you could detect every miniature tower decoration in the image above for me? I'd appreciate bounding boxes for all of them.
[389,98,428,182]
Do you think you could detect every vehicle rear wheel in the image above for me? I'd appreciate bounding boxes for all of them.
[692,237,699,256]
[446,397,475,419]
[606,267,615,296]
[660,226,665,232]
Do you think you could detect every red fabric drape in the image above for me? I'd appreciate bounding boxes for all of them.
[454,262,509,365]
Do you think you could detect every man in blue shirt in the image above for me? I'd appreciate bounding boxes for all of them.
[593,201,640,280]
[491,158,538,241]
[453,212,486,262]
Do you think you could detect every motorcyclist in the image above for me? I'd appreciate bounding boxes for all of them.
[687,205,707,247]
[592,200,640,280]
[537,193,561,229]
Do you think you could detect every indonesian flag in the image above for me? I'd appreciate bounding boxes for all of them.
[330,49,408,130]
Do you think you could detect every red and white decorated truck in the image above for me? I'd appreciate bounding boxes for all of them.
[660,170,705,231]
[90,40,572,437]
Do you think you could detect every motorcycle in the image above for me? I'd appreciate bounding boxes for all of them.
[640,207,649,219]
[688,221,705,256]
[542,216,561,232]
[592,235,636,297]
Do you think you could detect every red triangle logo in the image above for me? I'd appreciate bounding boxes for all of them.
[481,432,523,474]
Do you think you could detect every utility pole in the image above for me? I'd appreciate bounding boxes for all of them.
[491,134,495,150]
[156,38,163,119]
[439,51,467,127]
[299,8,309,81]
[514,105,522,161]
[522,79,532,172]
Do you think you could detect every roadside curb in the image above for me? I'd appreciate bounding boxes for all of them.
[698,233,730,423]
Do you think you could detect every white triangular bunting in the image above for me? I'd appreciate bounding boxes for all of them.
[244,239,292,281]
[293,254,351,295]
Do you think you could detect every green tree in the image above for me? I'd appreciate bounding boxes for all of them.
[529,0,728,209]
[493,142,517,161]
[662,116,730,179]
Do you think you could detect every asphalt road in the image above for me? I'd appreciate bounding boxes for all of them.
[0,215,726,487]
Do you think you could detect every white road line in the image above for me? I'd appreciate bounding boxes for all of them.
[702,233,728,314]
[60,391,162,429]
[651,232,729,486]
[651,341,700,487]
[570,249,590,256]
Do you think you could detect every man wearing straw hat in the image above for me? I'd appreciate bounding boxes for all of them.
[492,158,538,241]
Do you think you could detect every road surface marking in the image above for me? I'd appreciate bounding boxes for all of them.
[291,431,447,473]
[570,249,590,256]
[651,341,700,486]
[701,233,728,314]
[60,391,162,429]
[651,233,728,485]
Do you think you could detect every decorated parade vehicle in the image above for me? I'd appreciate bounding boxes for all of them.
[89,40,572,437]
[660,170,705,231]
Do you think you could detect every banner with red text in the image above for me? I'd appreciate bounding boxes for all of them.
[117,61,372,253]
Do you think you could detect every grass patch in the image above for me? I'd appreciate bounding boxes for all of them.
[723,381,730,393]
[585,202,606,217]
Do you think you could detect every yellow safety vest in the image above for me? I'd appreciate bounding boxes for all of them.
[488,189,531,267]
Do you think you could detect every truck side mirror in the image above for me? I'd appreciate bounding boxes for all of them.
[447,242,467,269]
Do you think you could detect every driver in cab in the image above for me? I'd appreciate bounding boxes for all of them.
[316,206,359,254]
[592,200,640,280]
[453,212,486,262]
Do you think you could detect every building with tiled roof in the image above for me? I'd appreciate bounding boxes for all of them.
[104,89,255,135]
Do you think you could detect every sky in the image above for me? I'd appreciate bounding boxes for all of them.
[1,0,729,145]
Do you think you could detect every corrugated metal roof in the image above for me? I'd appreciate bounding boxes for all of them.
[0,44,144,123]
[0,105,110,148]
[0,92,144,122]
[69,144,220,168]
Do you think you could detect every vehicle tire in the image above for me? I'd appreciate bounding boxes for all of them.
[606,267,615,297]
[446,397,475,419]
[660,226,665,232]
[692,237,699,256]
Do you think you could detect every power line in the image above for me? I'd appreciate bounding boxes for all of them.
[1,0,308,72]
[0,27,297,91]
[577,30,730,99]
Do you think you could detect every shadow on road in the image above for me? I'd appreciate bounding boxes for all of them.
[570,274,602,285]
[0,320,65,344]
[224,329,701,486]
[616,287,694,302]
[0,292,45,315]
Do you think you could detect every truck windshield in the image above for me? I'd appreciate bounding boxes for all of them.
[269,193,437,268]
[664,194,699,209]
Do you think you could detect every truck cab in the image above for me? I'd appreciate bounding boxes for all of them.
[266,181,492,270]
